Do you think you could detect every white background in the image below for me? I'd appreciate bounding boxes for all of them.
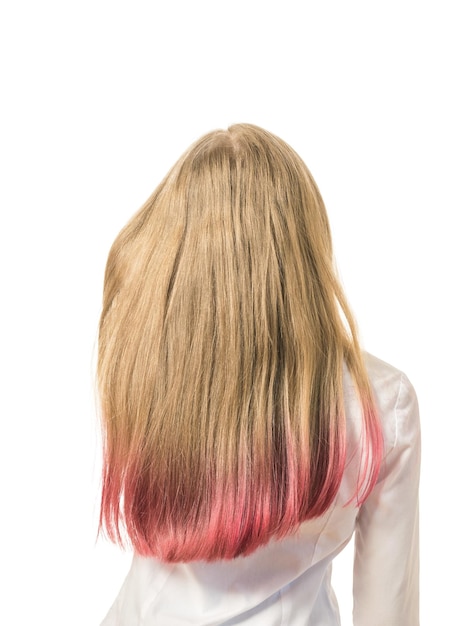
[1,1,468,624]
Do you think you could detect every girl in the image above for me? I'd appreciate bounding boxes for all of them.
[97,124,420,625]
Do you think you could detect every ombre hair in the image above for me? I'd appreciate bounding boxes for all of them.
[98,123,383,562]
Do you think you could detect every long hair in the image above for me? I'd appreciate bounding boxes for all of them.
[97,123,383,562]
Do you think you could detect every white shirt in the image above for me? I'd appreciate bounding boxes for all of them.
[101,353,420,625]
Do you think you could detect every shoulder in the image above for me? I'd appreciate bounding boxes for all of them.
[363,352,420,456]
[364,352,407,389]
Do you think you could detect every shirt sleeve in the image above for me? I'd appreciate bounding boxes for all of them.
[353,373,421,626]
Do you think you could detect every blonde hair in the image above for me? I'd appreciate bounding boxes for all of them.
[98,123,382,561]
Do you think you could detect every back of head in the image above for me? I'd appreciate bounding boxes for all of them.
[98,123,382,562]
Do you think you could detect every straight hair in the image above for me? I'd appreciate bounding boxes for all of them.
[97,123,383,562]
